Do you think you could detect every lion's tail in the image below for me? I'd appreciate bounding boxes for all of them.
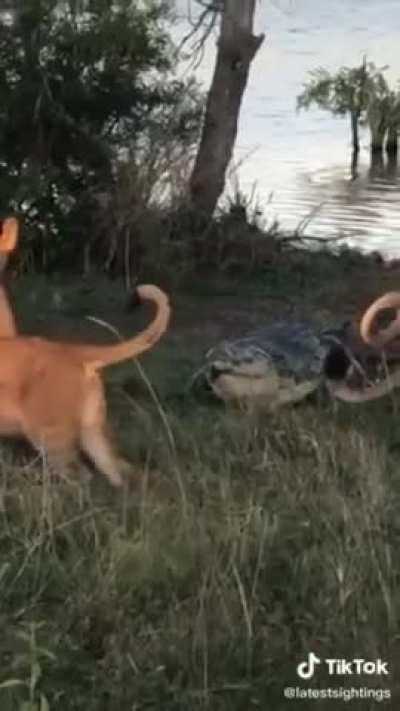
[76,285,170,371]
[360,291,400,347]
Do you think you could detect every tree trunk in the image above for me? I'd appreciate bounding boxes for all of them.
[350,111,360,179]
[369,118,386,155]
[189,0,264,219]
[350,149,358,180]
[369,151,384,178]
[386,126,398,158]
[350,111,360,155]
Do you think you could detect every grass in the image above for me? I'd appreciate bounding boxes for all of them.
[1,253,400,709]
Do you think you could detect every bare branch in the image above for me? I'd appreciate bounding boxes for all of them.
[177,1,221,69]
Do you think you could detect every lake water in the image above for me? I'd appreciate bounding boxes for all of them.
[176,0,400,258]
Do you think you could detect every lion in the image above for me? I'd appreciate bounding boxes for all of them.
[0,217,19,336]
[326,291,400,402]
[0,216,170,486]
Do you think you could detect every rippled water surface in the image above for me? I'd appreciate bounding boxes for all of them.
[226,0,400,257]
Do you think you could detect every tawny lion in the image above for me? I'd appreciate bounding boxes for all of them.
[326,291,400,403]
[0,217,170,486]
[0,217,19,337]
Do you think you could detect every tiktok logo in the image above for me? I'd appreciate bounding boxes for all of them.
[296,652,389,680]
[297,652,321,679]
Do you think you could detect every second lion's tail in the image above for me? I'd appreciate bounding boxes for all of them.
[360,291,400,347]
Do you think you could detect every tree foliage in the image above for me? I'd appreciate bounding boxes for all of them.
[297,62,369,117]
[0,0,201,269]
[297,60,400,159]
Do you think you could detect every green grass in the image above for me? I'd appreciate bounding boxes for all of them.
[1,262,400,709]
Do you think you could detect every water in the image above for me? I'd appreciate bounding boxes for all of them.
[175,0,400,257]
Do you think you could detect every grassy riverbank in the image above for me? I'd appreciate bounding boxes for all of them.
[1,249,400,709]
